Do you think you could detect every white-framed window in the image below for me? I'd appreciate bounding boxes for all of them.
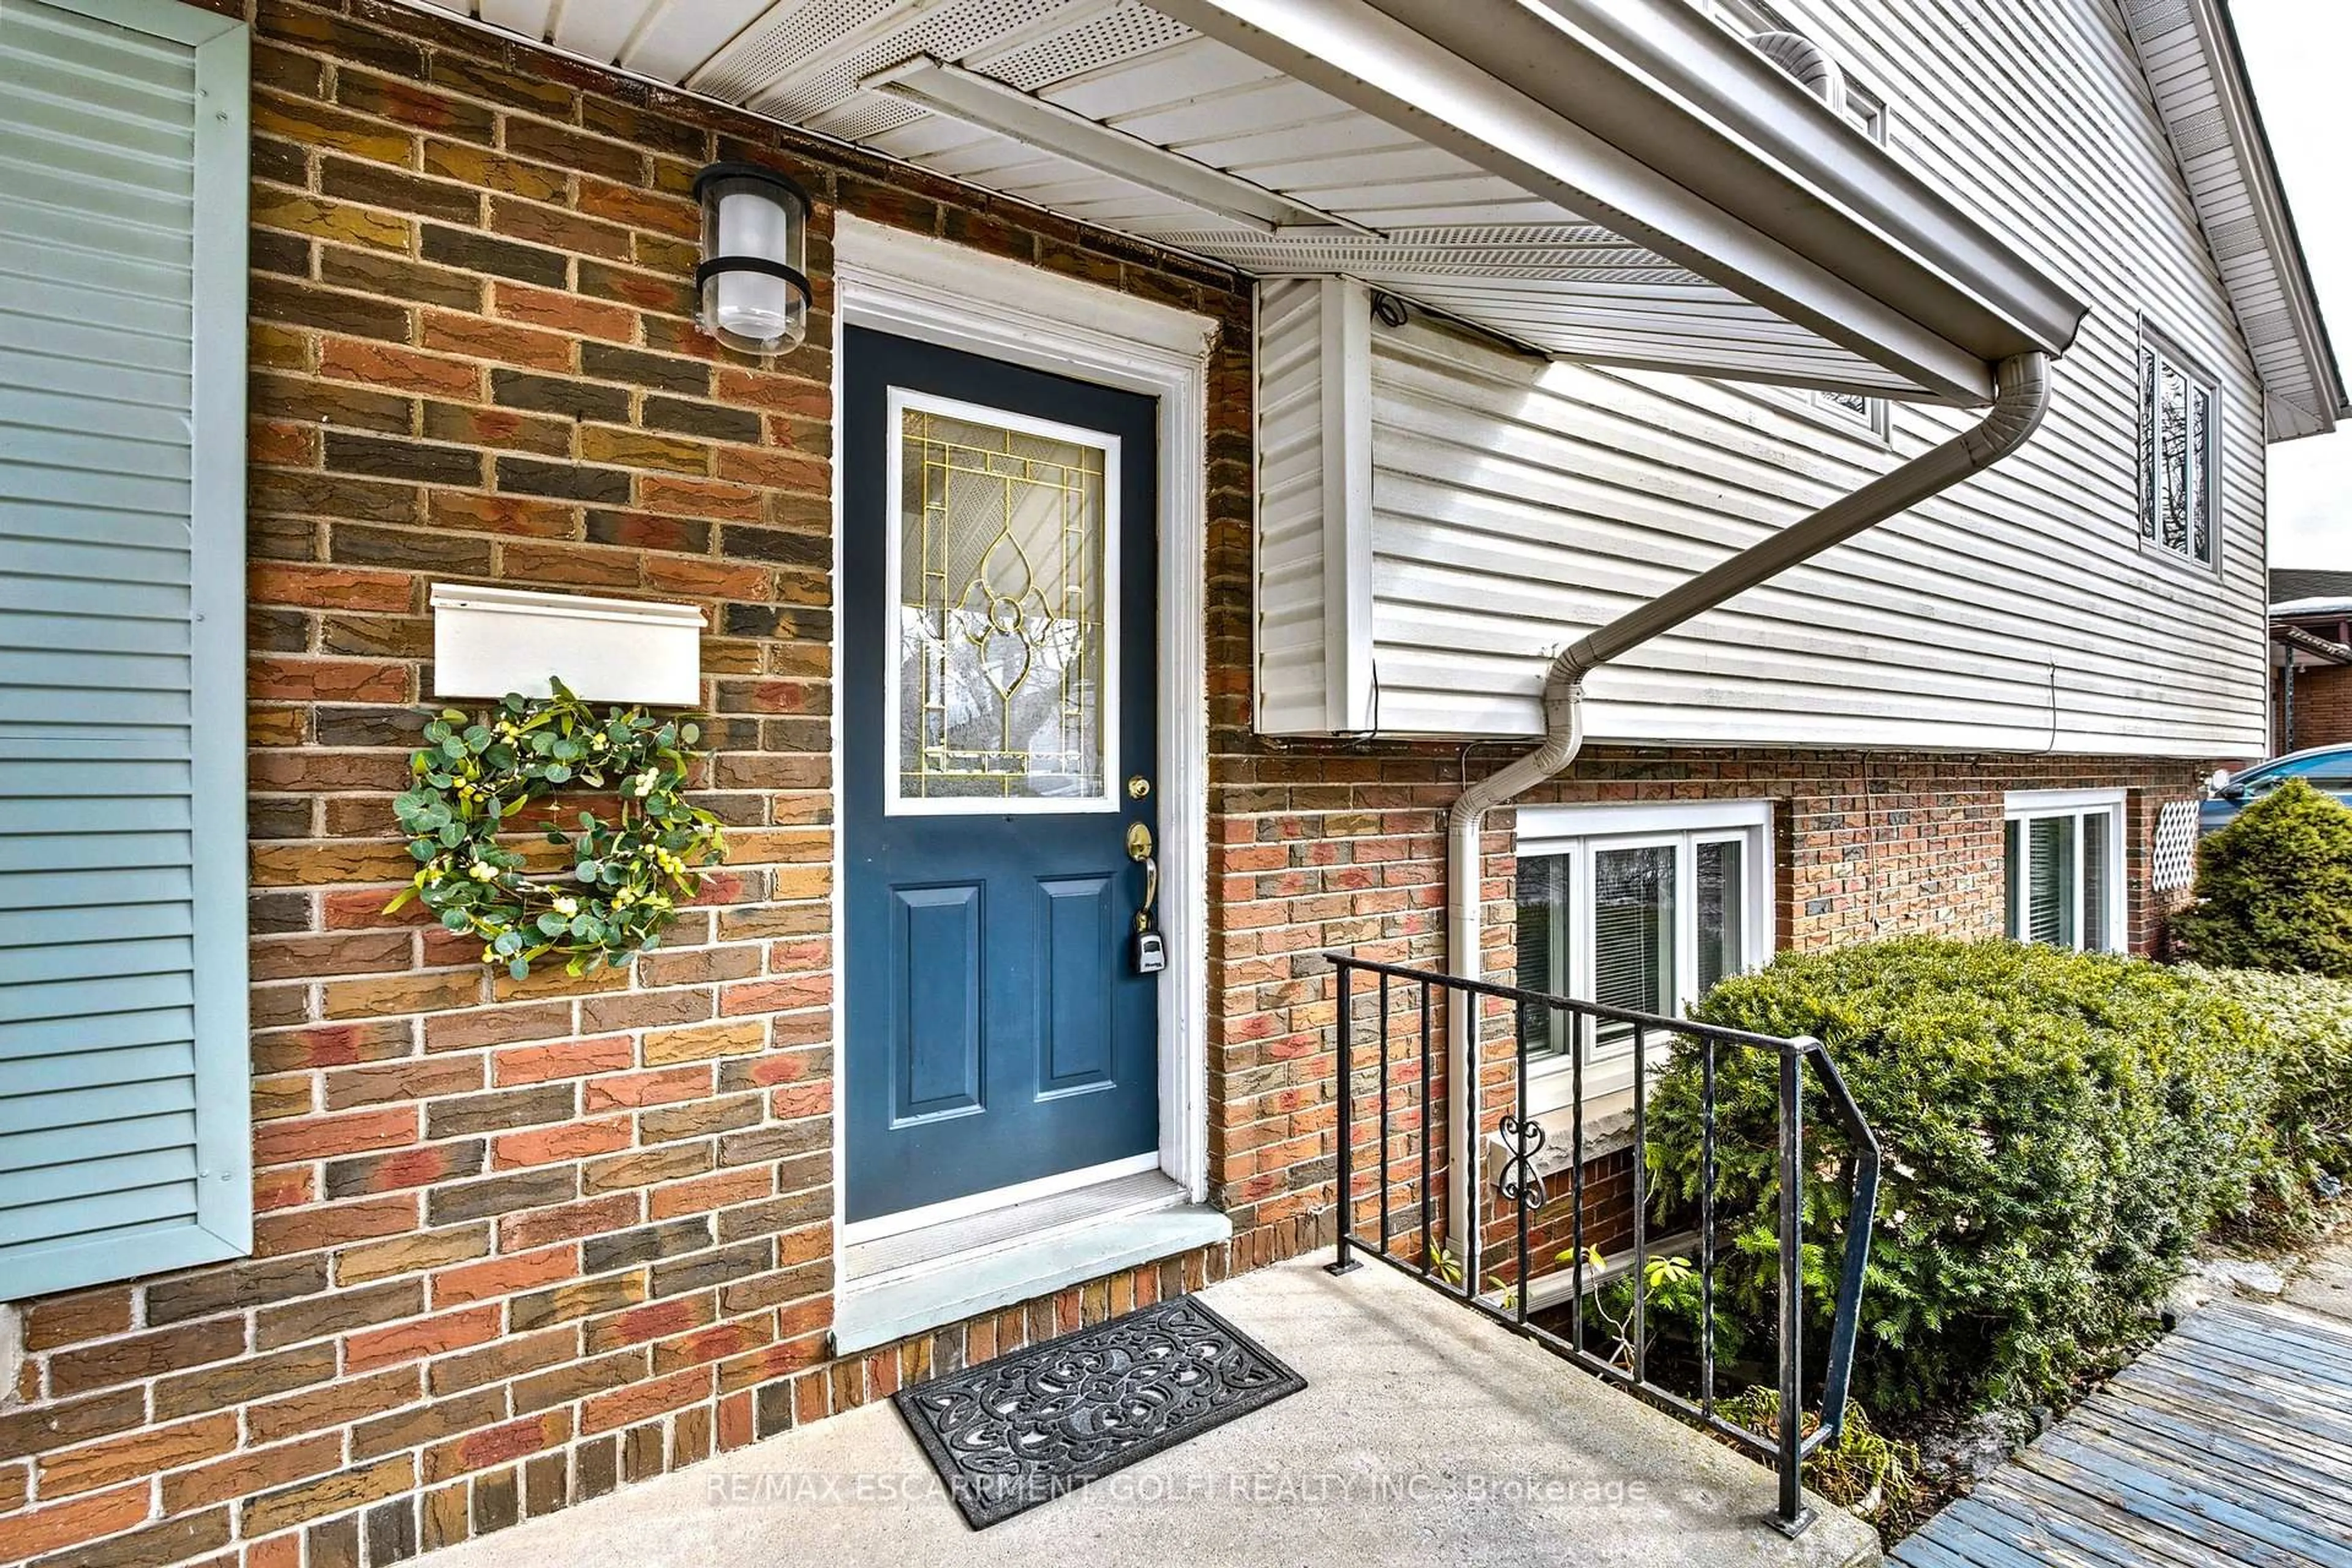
[1812,80,1891,437]
[2136,324,2220,568]
[1512,802,1776,1110]
[2003,790,2127,954]
[1812,383,1891,438]
[1839,79,1889,139]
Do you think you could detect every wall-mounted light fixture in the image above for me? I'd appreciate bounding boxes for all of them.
[692,162,810,355]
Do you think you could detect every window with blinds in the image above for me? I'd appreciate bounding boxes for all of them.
[1,0,251,1298]
[2027,815,2076,948]
[1696,839,1743,993]
[2080,816,2108,952]
[1593,845,1675,1057]
[1515,852,1569,1060]
[1510,803,1771,1110]
[2004,794,2124,955]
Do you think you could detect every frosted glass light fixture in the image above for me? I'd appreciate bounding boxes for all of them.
[692,162,810,355]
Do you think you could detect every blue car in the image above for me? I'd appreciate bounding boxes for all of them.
[2199,744,2352,835]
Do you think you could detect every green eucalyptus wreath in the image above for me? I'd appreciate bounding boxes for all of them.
[385,679,726,979]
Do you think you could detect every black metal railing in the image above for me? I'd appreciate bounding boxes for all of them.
[1322,953,1882,1534]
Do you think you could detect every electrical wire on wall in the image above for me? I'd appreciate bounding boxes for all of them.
[1330,658,1385,748]
[1864,758,1884,938]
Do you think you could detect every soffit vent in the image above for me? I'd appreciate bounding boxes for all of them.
[1138,222,1651,249]
[690,0,904,100]
[816,97,927,142]
[1132,225,1706,285]
[1746,29,1845,115]
[989,6,1194,91]
[750,0,1074,119]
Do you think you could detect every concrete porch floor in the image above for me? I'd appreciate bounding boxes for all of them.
[415,1254,1878,1568]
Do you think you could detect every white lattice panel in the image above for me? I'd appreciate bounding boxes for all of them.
[2153,799,2199,890]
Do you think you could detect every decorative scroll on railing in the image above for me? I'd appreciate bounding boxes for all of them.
[1321,953,1882,1533]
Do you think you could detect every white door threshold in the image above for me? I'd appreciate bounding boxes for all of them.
[831,1171,1231,1355]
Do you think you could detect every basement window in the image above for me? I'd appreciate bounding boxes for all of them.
[2003,790,2127,954]
[1513,802,1774,1110]
[2137,325,2220,568]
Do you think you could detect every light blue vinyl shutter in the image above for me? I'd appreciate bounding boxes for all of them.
[1,0,250,1297]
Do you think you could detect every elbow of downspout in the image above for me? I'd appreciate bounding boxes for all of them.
[1447,680,1584,921]
[1447,681,1585,837]
[1959,351,2052,468]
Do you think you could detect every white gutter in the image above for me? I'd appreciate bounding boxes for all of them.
[1491,0,2089,358]
[1444,352,2052,1273]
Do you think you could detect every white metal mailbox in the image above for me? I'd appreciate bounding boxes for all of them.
[430,584,704,707]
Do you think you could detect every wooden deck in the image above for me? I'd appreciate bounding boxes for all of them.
[1890,1300,2352,1567]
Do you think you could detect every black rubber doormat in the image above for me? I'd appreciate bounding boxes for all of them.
[892,1294,1306,1529]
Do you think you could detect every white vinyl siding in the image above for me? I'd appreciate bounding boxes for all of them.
[1253,0,2271,756]
[0,0,251,1298]
[1253,276,1370,736]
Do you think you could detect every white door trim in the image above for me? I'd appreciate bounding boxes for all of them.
[828,214,1220,1262]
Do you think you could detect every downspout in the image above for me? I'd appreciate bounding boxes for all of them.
[1445,351,2052,1270]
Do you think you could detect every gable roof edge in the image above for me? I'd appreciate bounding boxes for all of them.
[2124,0,2345,440]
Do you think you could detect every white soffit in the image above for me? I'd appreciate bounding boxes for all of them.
[406,0,2083,404]
[2120,0,2345,440]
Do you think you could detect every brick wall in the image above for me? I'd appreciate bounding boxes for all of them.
[2276,663,2352,752]
[0,4,2236,1566]
[2,5,1281,1567]
[1210,733,2222,1300]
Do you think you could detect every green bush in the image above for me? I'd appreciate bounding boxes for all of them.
[1714,1387,1920,1522]
[1646,938,2273,1415]
[2181,964,2352,1235]
[2169,777,2352,977]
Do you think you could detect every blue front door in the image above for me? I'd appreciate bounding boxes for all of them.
[842,327,1161,1223]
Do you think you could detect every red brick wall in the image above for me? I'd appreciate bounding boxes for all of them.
[2,6,1287,1567]
[1237,744,2221,1297]
[0,6,2233,1566]
[2276,663,2352,752]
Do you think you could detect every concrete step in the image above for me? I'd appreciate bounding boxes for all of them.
[414,1252,1879,1567]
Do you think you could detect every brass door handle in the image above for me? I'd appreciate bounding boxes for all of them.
[1125,821,1158,933]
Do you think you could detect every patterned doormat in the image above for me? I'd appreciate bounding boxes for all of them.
[892,1294,1306,1529]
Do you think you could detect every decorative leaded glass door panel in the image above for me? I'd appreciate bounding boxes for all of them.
[842,328,1160,1224]
[887,393,1117,812]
